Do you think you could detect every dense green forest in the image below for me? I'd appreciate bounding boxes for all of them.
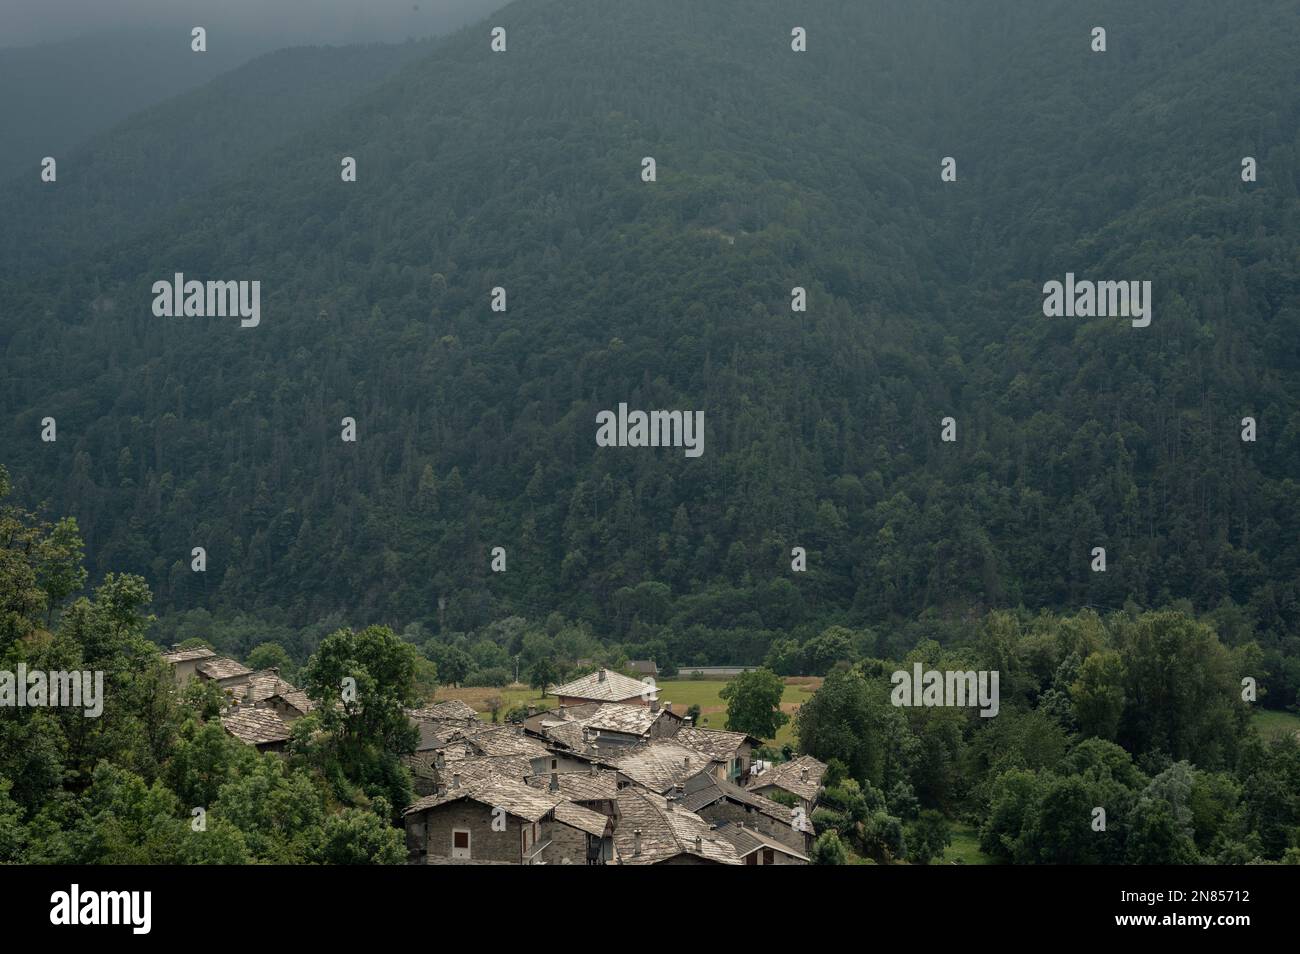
[0,0,1297,709]
[3,463,1297,864]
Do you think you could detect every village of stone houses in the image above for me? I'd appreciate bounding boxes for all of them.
[164,648,821,865]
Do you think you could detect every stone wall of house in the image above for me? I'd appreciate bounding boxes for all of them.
[407,802,524,864]
[548,822,594,865]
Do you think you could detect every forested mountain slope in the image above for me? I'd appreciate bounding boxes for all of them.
[0,0,1296,674]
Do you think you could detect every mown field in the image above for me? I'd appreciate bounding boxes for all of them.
[430,675,822,746]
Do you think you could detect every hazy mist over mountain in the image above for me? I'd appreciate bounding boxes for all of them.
[1,0,509,47]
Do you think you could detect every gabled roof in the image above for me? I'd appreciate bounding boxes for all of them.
[270,688,315,715]
[221,707,292,746]
[410,700,479,722]
[674,726,758,761]
[242,670,298,705]
[534,702,674,753]
[749,755,827,802]
[464,724,551,759]
[614,788,740,865]
[161,647,216,664]
[612,740,721,794]
[525,770,620,803]
[436,754,533,787]
[679,774,794,826]
[404,773,565,823]
[549,669,653,703]
[553,801,611,838]
[196,656,253,681]
[713,822,809,862]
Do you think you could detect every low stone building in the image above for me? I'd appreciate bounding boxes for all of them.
[678,773,811,854]
[674,726,760,784]
[613,787,740,865]
[160,646,217,685]
[195,656,254,693]
[714,821,809,865]
[403,773,610,865]
[549,668,655,707]
[220,705,292,753]
[748,755,827,813]
[612,739,725,794]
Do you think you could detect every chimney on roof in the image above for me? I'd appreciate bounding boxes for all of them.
[435,752,445,769]
[683,756,691,769]
[589,762,597,777]
[801,767,809,782]
[674,783,685,799]
[633,829,642,856]
[694,835,703,852]
[452,773,461,790]
[515,724,524,736]
[598,668,607,682]
[549,772,560,793]
[650,699,659,713]
[665,702,673,714]
[270,666,279,676]
[171,643,181,650]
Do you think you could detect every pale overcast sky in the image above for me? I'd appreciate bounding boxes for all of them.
[0,0,508,47]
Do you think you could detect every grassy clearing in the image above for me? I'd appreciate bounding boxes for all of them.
[429,674,822,745]
[1251,708,1300,739]
[939,821,997,865]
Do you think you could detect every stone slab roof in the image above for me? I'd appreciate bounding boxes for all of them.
[614,788,740,865]
[404,773,565,823]
[674,726,756,761]
[548,669,653,703]
[612,740,720,794]
[197,656,253,681]
[221,706,292,746]
[713,822,809,862]
[749,755,827,802]
[161,647,216,664]
[679,774,793,826]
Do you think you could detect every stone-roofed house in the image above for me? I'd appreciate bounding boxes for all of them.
[403,773,609,865]
[160,646,216,685]
[221,705,293,753]
[528,701,682,756]
[614,787,740,865]
[552,801,614,864]
[674,726,760,783]
[713,821,809,865]
[464,723,552,760]
[678,772,811,853]
[748,754,827,813]
[265,687,314,722]
[611,739,724,794]
[549,668,656,706]
[240,669,297,706]
[525,767,620,817]
[195,656,254,692]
